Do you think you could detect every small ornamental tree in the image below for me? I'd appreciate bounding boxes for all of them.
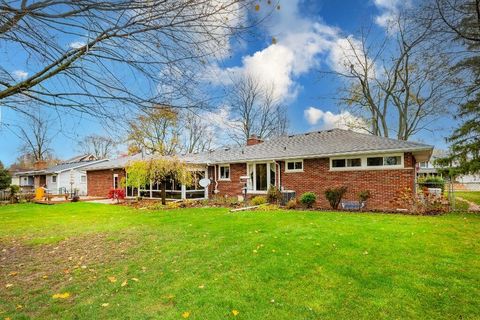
[125,158,193,205]
[324,186,348,209]
[108,189,126,203]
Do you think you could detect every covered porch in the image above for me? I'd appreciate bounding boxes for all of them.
[125,167,209,201]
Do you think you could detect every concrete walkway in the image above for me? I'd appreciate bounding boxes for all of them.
[456,197,480,212]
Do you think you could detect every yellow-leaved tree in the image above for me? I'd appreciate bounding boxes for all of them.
[125,158,193,205]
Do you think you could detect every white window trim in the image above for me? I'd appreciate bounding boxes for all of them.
[247,162,276,191]
[285,159,304,173]
[218,164,231,181]
[52,175,57,183]
[330,153,404,171]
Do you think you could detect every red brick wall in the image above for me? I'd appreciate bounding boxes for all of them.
[87,169,125,197]
[207,163,246,197]
[209,153,416,211]
[280,152,416,211]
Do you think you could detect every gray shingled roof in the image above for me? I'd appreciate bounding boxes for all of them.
[187,129,433,164]
[45,159,108,173]
[85,129,433,170]
[82,153,144,171]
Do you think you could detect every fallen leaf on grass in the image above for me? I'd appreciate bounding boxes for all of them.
[181,311,190,318]
[198,284,205,289]
[131,278,139,282]
[52,292,70,299]
[232,309,239,316]
[101,303,109,307]
[15,305,22,310]
[5,317,12,320]
[5,284,13,288]
[42,275,49,279]
[108,276,117,283]
[121,280,128,287]
[9,271,18,277]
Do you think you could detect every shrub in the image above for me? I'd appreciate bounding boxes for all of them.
[19,193,35,203]
[418,176,445,192]
[324,186,347,209]
[71,195,80,202]
[255,204,280,211]
[358,190,371,203]
[266,185,282,204]
[300,192,317,208]
[391,187,449,215]
[285,198,299,209]
[108,188,126,203]
[227,196,241,207]
[166,201,181,209]
[251,196,267,206]
[9,185,20,203]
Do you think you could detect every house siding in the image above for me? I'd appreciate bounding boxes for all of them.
[87,169,125,197]
[210,152,416,211]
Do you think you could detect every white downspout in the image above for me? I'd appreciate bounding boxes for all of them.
[275,161,281,191]
[214,164,219,193]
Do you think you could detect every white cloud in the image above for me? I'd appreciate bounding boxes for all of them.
[304,107,368,132]
[373,0,411,28]
[69,41,86,49]
[206,0,373,103]
[206,0,344,102]
[12,70,28,80]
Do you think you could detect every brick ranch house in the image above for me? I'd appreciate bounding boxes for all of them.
[84,129,433,211]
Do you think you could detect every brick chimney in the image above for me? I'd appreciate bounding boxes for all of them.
[33,160,48,170]
[246,134,263,146]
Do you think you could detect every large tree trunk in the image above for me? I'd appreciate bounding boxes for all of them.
[161,181,167,205]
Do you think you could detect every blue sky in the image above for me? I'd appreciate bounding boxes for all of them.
[0,0,454,166]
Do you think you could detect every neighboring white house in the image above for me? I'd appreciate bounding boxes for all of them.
[42,159,108,195]
[13,154,108,195]
[417,149,480,191]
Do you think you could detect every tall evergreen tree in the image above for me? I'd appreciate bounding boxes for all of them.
[0,161,12,191]
[435,0,480,175]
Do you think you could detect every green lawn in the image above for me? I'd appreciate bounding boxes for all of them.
[1,203,479,319]
[455,191,480,205]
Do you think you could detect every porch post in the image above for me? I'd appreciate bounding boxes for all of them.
[181,184,186,200]
[149,180,152,199]
[204,167,209,199]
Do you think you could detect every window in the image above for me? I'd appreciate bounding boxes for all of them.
[81,175,86,183]
[219,165,230,180]
[347,158,362,167]
[256,163,268,191]
[113,174,119,189]
[384,156,401,166]
[367,157,383,166]
[331,154,403,170]
[286,160,303,172]
[419,161,428,168]
[367,156,401,167]
[52,176,57,183]
[332,159,346,168]
[331,158,361,168]
[247,162,276,192]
